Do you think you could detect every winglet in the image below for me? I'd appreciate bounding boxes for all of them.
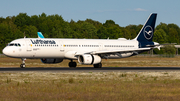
[38,32,44,38]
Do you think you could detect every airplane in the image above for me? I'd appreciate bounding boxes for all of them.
[2,13,160,68]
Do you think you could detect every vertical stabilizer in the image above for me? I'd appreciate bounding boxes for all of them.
[134,13,157,42]
[38,32,45,38]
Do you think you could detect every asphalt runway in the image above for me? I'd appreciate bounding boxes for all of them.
[1,67,180,72]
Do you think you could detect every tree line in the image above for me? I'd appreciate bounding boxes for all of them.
[0,13,180,54]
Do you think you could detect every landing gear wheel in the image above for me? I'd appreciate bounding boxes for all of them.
[68,62,77,68]
[93,63,102,68]
[20,64,26,68]
[20,58,26,68]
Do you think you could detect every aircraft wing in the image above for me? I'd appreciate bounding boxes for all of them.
[90,48,151,55]
[75,48,151,55]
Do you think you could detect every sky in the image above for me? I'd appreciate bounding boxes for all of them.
[0,0,180,27]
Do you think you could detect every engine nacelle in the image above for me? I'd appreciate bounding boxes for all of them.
[41,58,63,64]
[78,54,101,65]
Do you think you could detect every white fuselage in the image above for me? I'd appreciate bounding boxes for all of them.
[3,38,139,59]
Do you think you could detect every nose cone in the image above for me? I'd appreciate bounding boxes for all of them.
[3,47,20,58]
[2,47,10,56]
[3,48,7,55]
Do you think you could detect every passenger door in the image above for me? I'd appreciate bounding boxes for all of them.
[59,41,64,52]
[25,40,32,52]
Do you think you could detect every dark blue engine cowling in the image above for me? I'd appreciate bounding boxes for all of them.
[41,58,63,64]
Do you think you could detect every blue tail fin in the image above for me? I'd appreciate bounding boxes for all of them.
[135,13,157,42]
[38,32,44,38]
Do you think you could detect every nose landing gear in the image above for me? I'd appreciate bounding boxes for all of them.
[20,58,26,68]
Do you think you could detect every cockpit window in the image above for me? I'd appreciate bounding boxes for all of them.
[8,43,21,47]
[9,43,14,46]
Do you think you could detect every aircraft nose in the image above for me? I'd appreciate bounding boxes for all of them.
[2,47,9,56]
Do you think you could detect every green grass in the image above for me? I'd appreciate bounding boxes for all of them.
[0,72,180,100]
[1,57,180,100]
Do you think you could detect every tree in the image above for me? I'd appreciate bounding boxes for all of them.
[122,28,131,39]
[103,20,122,39]
[85,19,102,29]
[125,24,143,39]
[97,26,108,39]
[103,20,116,27]
[0,20,22,52]
[162,45,176,57]
[156,22,168,33]
[30,15,39,28]
[0,17,5,23]
[14,13,30,28]
[78,21,97,38]
[21,25,38,38]
[168,28,179,44]
[106,26,122,39]
[0,22,9,51]
[153,29,167,43]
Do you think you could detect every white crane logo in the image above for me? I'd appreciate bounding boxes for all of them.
[144,25,153,40]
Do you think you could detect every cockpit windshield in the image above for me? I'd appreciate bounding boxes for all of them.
[8,43,21,47]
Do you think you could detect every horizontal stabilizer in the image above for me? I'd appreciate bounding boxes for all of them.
[146,44,160,47]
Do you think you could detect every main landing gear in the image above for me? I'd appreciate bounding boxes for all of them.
[20,58,26,68]
[68,60,102,68]
[93,63,102,68]
[68,60,77,68]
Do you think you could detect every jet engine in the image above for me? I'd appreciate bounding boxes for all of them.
[78,54,101,65]
[41,58,63,64]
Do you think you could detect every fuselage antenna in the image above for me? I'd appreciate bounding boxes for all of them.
[24,32,26,38]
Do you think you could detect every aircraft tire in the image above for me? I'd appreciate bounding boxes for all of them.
[69,62,77,68]
[20,64,25,68]
[93,63,102,68]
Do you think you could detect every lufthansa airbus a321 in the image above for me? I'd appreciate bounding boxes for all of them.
[2,13,160,68]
